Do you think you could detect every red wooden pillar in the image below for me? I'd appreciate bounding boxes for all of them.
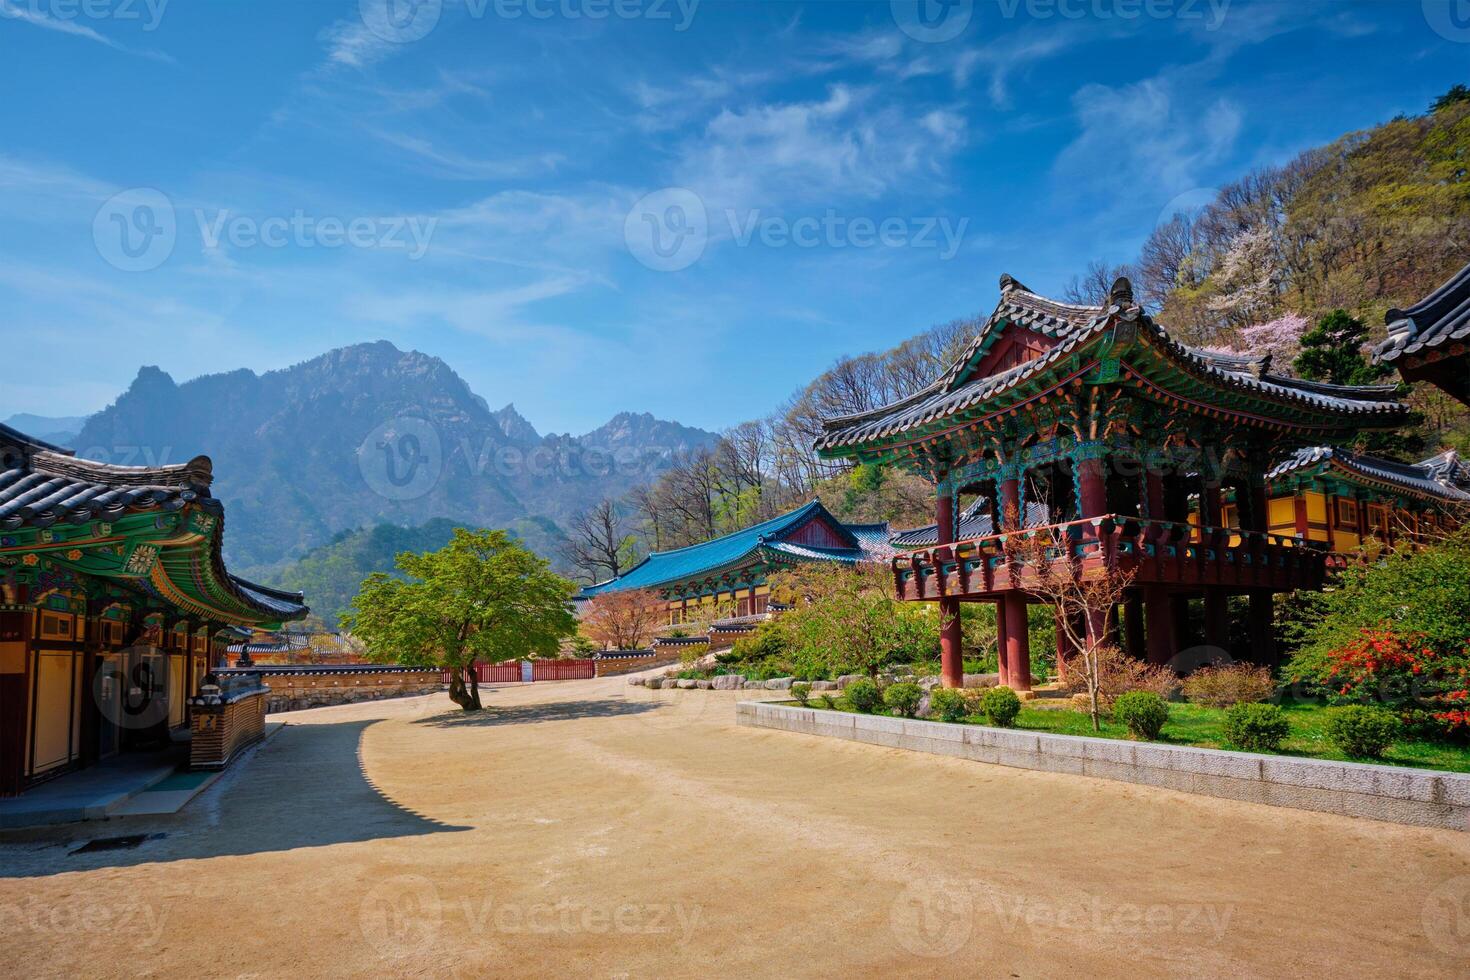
[1143,467,1163,517]
[1077,457,1107,521]
[999,476,1022,531]
[936,490,964,689]
[1200,481,1228,653]
[1240,474,1276,667]
[1076,455,1110,649]
[1054,609,1074,682]
[1293,494,1309,538]
[1002,592,1031,691]
[1144,585,1175,666]
[994,599,1010,688]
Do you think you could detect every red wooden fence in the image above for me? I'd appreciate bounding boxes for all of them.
[442,660,596,684]
[531,659,596,681]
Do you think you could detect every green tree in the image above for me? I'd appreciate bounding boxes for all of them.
[1291,309,1387,386]
[344,528,577,711]
[768,563,935,679]
[1432,84,1470,114]
[1292,309,1424,456]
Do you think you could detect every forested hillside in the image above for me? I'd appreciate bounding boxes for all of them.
[558,88,1470,585]
[270,516,566,629]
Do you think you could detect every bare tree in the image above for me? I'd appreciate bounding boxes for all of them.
[561,499,633,584]
[1007,526,1136,731]
[581,589,662,651]
[1063,259,1137,306]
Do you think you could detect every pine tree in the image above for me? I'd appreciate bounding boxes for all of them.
[1291,310,1387,386]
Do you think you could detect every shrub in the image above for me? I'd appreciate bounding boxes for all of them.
[1183,664,1277,708]
[818,693,836,710]
[791,682,811,707]
[845,677,882,714]
[1062,644,1180,708]
[884,682,924,718]
[980,686,1022,727]
[1221,703,1291,752]
[1325,705,1401,759]
[1285,627,1470,739]
[929,687,969,724]
[1113,691,1170,740]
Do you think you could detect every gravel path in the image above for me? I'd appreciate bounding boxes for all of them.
[3,672,1469,978]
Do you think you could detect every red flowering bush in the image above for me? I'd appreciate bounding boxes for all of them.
[1286,628,1470,740]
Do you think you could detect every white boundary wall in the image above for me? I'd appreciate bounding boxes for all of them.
[737,701,1470,832]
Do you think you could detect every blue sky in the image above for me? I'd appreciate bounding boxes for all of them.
[1,0,1467,435]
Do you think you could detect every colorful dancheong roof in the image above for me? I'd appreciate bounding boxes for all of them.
[817,276,1408,461]
[1267,446,1470,504]
[0,422,307,627]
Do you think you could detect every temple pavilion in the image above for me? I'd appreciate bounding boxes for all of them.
[1375,259,1470,405]
[0,423,307,796]
[817,274,1436,691]
[580,500,890,643]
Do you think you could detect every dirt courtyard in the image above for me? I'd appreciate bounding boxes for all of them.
[3,673,1469,978]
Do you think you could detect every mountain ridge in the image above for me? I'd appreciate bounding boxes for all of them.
[69,341,719,573]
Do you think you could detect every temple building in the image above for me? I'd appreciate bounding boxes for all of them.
[581,500,890,646]
[1375,259,1470,405]
[0,423,308,795]
[817,274,1433,691]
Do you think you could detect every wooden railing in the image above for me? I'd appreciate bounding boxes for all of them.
[892,515,1331,600]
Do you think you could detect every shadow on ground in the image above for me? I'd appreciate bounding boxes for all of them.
[0,718,470,877]
[411,698,664,728]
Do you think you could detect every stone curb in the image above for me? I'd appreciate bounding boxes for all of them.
[735,702,1470,832]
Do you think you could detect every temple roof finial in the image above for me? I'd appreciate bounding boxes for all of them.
[999,273,1028,293]
[1109,276,1135,306]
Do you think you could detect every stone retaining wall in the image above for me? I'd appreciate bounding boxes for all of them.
[737,701,1470,832]
[244,669,445,713]
[594,653,683,677]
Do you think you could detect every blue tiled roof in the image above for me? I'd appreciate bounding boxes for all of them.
[581,501,890,597]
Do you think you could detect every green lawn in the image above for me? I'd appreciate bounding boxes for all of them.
[802,698,1470,775]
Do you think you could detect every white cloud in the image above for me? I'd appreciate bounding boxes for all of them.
[0,0,173,62]
[673,85,966,213]
[319,17,396,71]
[1053,77,1242,200]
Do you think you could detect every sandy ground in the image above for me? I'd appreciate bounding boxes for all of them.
[3,672,1470,978]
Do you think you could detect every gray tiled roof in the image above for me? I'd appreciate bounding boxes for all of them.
[890,498,1051,548]
[0,422,307,621]
[1267,446,1470,502]
[1376,260,1470,364]
[0,423,218,531]
[817,276,1407,454]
